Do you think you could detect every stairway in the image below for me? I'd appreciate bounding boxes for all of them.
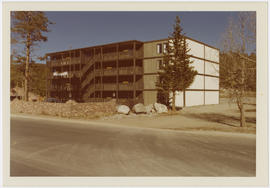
[82,84,95,102]
[81,71,95,89]
[80,56,96,101]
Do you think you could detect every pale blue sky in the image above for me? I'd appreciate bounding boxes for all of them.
[14,11,243,63]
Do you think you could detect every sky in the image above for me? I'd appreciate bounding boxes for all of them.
[15,11,240,63]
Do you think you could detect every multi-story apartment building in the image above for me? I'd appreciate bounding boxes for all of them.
[46,37,219,106]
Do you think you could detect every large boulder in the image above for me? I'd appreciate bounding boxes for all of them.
[116,105,130,115]
[132,103,147,114]
[154,103,168,113]
[145,104,155,114]
[66,100,77,105]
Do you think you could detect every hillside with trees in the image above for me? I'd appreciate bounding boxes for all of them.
[10,55,47,97]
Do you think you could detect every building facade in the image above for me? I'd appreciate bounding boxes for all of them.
[46,37,219,106]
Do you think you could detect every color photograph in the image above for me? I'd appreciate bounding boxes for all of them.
[2,1,268,187]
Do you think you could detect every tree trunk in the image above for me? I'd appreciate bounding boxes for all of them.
[239,101,246,127]
[24,35,30,101]
[172,91,176,111]
[183,89,186,108]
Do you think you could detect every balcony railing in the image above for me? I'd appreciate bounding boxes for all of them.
[118,82,143,90]
[94,81,143,91]
[50,71,81,79]
[96,66,143,76]
[103,67,117,76]
[49,57,81,66]
[95,83,116,91]
[101,50,143,61]
[118,66,142,75]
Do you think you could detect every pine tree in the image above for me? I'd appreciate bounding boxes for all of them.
[157,16,197,111]
[11,11,53,101]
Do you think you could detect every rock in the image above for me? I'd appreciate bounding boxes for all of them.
[116,105,130,115]
[145,104,154,114]
[66,100,77,105]
[132,103,147,114]
[154,103,168,113]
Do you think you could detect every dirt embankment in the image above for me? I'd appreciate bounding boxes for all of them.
[10,97,256,134]
[11,99,117,119]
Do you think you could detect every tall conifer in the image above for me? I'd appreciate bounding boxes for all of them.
[157,16,197,111]
[11,11,52,101]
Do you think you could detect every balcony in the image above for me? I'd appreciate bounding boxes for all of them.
[95,83,116,91]
[101,50,143,61]
[50,71,81,79]
[103,52,117,61]
[118,66,142,75]
[49,57,81,66]
[94,81,143,91]
[96,66,143,76]
[118,82,142,90]
[103,67,117,76]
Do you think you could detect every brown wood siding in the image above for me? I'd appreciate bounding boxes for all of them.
[143,90,158,105]
[143,75,158,90]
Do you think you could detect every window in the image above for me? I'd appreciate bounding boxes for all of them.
[158,60,163,69]
[163,43,168,53]
[157,43,162,54]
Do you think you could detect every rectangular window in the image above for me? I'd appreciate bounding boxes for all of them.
[163,43,168,53]
[158,60,163,69]
[157,43,162,54]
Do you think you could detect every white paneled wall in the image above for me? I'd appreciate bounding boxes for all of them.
[205,61,219,76]
[186,39,204,59]
[190,57,204,74]
[172,40,219,107]
[205,77,219,90]
[185,91,204,107]
[187,75,204,90]
[205,46,219,62]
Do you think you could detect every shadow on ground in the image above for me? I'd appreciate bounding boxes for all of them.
[182,113,256,127]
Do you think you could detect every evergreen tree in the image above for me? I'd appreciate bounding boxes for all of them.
[157,16,197,111]
[11,11,53,101]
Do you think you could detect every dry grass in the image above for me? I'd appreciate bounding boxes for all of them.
[163,126,256,134]
[98,97,256,134]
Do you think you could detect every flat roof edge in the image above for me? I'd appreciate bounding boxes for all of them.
[46,40,143,56]
[46,36,219,56]
[143,36,220,51]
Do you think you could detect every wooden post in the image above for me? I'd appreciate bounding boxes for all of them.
[46,56,48,99]
[133,42,136,101]
[203,45,206,105]
[68,51,70,100]
[79,50,82,101]
[116,44,119,102]
[93,48,96,100]
[61,53,64,102]
[101,47,103,100]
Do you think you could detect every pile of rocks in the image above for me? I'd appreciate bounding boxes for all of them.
[116,102,168,115]
[11,99,117,119]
